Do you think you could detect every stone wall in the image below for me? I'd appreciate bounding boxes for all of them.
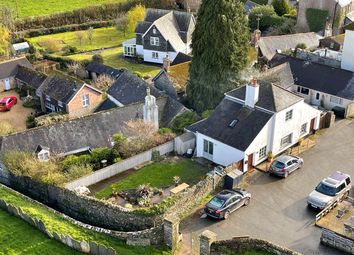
[345,102,354,118]
[321,229,354,254]
[296,49,341,68]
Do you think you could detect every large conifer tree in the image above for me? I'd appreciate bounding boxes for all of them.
[187,0,249,112]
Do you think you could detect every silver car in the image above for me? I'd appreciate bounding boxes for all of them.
[269,155,303,178]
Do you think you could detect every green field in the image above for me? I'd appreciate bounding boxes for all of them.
[0,185,170,255]
[96,159,208,199]
[1,0,126,18]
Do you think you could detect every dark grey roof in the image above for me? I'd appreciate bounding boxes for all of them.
[135,21,153,34]
[260,62,294,90]
[0,97,187,155]
[188,98,272,151]
[0,57,32,80]
[152,70,177,99]
[86,62,123,79]
[39,74,83,103]
[226,80,302,112]
[144,9,170,23]
[270,54,354,100]
[15,66,47,90]
[244,0,259,14]
[171,52,192,66]
[107,71,162,105]
[35,144,49,153]
[95,98,118,112]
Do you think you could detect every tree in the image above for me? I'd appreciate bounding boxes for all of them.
[92,54,104,64]
[115,14,129,36]
[75,31,85,46]
[0,25,10,57]
[39,38,61,53]
[87,27,94,44]
[0,6,15,32]
[66,61,83,77]
[249,5,283,31]
[187,0,249,112]
[127,4,146,33]
[272,0,290,16]
[92,74,115,92]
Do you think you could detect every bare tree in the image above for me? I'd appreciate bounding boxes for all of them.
[87,27,94,44]
[75,31,85,46]
[0,6,15,32]
[66,61,83,77]
[92,74,115,91]
[115,14,129,36]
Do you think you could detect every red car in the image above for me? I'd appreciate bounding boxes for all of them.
[0,96,17,111]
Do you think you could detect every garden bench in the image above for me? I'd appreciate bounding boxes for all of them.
[170,183,189,195]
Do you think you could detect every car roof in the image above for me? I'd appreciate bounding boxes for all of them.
[0,97,9,102]
[215,190,238,200]
[276,155,294,163]
[329,171,349,182]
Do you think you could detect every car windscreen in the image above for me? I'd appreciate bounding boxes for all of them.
[208,196,226,208]
[315,183,336,196]
[0,102,5,106]
[272,161,285,169]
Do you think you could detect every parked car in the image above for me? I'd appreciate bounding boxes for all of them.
[268,155,303,178]
[204,189,251,219]
[0,96,17,111]
[307,171,351,210]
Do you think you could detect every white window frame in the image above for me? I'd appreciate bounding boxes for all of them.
[285,110,293,121]
[258,146,267,159]
[124,45,136,57]
[300,123,307,135]
[82,94,90,107]
[281,133,293,148]
[152,52,159,59]
[297,86,309,95]
[203,139,214,156]
[38,151,50,161]
[45,101,56,112]
[150,37,160,46]
[330,96,343,105]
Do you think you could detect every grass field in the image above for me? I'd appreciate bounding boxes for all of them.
[0,185,170,255]
[96,159,208,199]
[1,0,126,18]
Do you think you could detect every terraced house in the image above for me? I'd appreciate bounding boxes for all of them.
[123,8,195,64]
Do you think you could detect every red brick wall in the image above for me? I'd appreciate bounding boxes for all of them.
[67,85,102,117]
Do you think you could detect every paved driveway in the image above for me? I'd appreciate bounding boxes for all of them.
[180,119,354,255]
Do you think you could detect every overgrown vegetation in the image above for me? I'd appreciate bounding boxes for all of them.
[170,111,199,134]
[306,8,329,32]
[0,121,15,137]
[0,185,170,255]
[249,5,285,31]
[271,0,289,16]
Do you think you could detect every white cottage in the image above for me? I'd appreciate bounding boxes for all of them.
[187,79,321,172]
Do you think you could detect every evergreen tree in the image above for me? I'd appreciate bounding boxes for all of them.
[187,0,249,113]
[272,0,290,16]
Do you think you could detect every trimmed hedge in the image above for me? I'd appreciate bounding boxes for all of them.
[306,8,328,32]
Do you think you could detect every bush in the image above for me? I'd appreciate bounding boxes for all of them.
[0,122,15,136]
[272,0,289,16]
[171,111,199,134]
[60,155,92,171]
[268,18,297,35]
[92,54,104,64]
[22,97,37,108]
[296,43,307,50]
[62,45,78,55]
[201,110,213,119]
[26,114,36,129]
[35,113,70,127]
[91,147,119,165]
[65,164,93,179]
[158,128,172,135]
[249,5,285,31]
[306,8,328,32]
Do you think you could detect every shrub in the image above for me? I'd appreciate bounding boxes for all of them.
[39,38,62,53]
[92,54,103,64]
[22,96,37,108]
[35,113,70,127]
[201,110,213,119]
[92,74,115,92]
[306,8,328,32]
[26,114,36,129]
[0,122,15,136]
[268,18,297,35]
[272,0,289,16]
[91,147,118,165]
[249,5,284,31]
[62,45,78,55]
[65,164,93,180]
[158,128,172,135]
[171,111,199,134]
[296,43,307,50]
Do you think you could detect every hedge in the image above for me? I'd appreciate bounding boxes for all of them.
[306,8,328,32]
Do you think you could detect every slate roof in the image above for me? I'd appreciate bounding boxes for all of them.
[107,70,162,105]
[0,96,187,155]
[346,11,354,22]
[270,54,354,100]
[320,34,345,46]
[187,98,273,151]
[86,62,123,79]
[152,70,177,99]
[15,66,47,90]
[258,33,320,61]
[171,52,192,66]
[95,98,118,112]
[0,57,32,80]
[226,80,302,112]
[345,21,354,31]
[260,62,294,90]
[39,74,84,103]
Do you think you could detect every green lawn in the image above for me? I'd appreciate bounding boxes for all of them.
[27,27,134,53]
[1,0,125,18]
[68,47,161,77]
[0,185,170,255]
[96,159,208,199]
[0,209,81,255]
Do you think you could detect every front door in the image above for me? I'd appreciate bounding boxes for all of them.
[247,154,253,171]
[5,79,11,90]
[310,118,315,133]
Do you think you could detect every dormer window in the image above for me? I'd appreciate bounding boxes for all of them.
[35,145,50,162]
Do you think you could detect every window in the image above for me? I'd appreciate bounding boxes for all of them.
[330,96,343,105]
[258,146,267,159]
[153,28,157,34]
[337,183,346,193]
[152,52,159,59]
[297,86,309,95]
[203,140,213,155]
[124,45,136,57]
[82,94,90,107]
[45,95,51,101]
[58,101,63,107]
[280,133,292,148]
[330,42,334,49]
[316,93,320,100]
[45,101,55,112]
[300,123,307,134]
[150,37,160,46]
[346,177,351,185]
[38,151,50,161]
[285,110,293,121]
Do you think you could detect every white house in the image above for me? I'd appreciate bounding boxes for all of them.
[341,22,354,72]
[123,9,195,64]
[187,79,321,172]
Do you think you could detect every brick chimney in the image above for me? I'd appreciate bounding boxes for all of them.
[163,54,171,72]
[245,78,259,108]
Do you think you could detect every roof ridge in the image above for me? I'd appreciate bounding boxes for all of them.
[0,56,28,64]
[261,32,316,40]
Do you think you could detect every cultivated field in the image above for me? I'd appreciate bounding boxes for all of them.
[1,0,126,18]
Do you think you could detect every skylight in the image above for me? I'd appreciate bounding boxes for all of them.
[229,119,238,128]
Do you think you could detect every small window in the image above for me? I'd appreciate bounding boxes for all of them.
[82,94,90,107]
[150,37,160,46]
[287,161,293,166]
[300,123,307,134]
[285,110,293,121]
[346,177,351,185]
[38,151,50,161]
[203,140,213,155]
[330,42,334,49]
[58,101,63,107]
[337,183,346,193]
[280,133,292,148]
[259,146,267,159]
[153,28,157,34]
[152,52,159,59]
[316,93,320,100]
[330,96,343,105]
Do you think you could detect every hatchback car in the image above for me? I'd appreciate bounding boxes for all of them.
[268,155,303,178]
[204,189,251,219]
[0,96,17,111]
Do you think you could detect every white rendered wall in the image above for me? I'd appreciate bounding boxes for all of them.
[341,30,354,72]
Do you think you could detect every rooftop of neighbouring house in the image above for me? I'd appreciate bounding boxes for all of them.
[270,53,354,100]
[0,57,33,80]
[86,61,124,79]
[15,65,48,90]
